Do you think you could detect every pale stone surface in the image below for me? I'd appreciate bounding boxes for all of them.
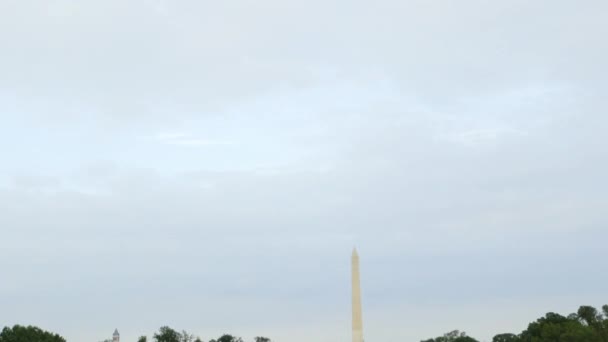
[352,249,364,342]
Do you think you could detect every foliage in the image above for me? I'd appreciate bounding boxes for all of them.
[181,330,196,342]
[490,305,608,342]
[154,326,182,342]
[152,327,202,342]
[0,325,66,342]
[423,305,608,342]
[492,333,518,342]
[7,306,608,342]
[519,311,600,342]
[210,334,244,342]
[421,330,479,342]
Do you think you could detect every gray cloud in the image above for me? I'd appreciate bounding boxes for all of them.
[1,1,607,342]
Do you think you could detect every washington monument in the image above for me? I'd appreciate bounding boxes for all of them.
[352,248,364,342]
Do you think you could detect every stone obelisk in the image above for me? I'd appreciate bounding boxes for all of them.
[352,248,364,342]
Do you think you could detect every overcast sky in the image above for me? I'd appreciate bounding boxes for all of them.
[1,1,607,341]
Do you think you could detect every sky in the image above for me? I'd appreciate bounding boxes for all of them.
[0,0,607,341]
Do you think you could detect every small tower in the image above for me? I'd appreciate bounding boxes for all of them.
[113,329,120,342]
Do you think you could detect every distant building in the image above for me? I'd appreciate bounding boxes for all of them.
[113,329,120,342]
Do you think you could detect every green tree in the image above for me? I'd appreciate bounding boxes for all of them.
[255,337,271,342]
[421,330,479,342]
[180,331,195,342]
[578,306,601,326]
[210,334,243,342]
[492,333,519,342]
[603,306,608,332]
[578,306,608,342]
[422,304,608,342]
[154,327,182,342]
[138,337,148,342]
[152,327,201,342]
[519,311,597,342]
[0,325,66,342]
[455,338,478,342]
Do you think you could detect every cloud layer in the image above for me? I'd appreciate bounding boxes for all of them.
[1,1,607,341]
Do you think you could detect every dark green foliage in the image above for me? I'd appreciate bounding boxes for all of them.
[578,306,600,326]
[151,327,202,342]
[210,334,243,342]
[153,326,182,342]
[424,305,608,342]
[492,333,519,342]
[454,338,479,342]
[180,331,195,342]
[511,305,608,342]
[421,330,479,342]
[516,312,594,342]
[6,305,608,342]
[0,325,66,342]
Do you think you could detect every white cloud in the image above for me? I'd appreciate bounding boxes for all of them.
[1,1,607,341]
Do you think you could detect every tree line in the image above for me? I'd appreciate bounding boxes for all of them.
[2,304,606,342]
[422,304,608,342]
[0,325,271,342]
[135,327,271,342]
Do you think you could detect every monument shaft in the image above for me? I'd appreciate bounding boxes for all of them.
[352,249,363,342]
